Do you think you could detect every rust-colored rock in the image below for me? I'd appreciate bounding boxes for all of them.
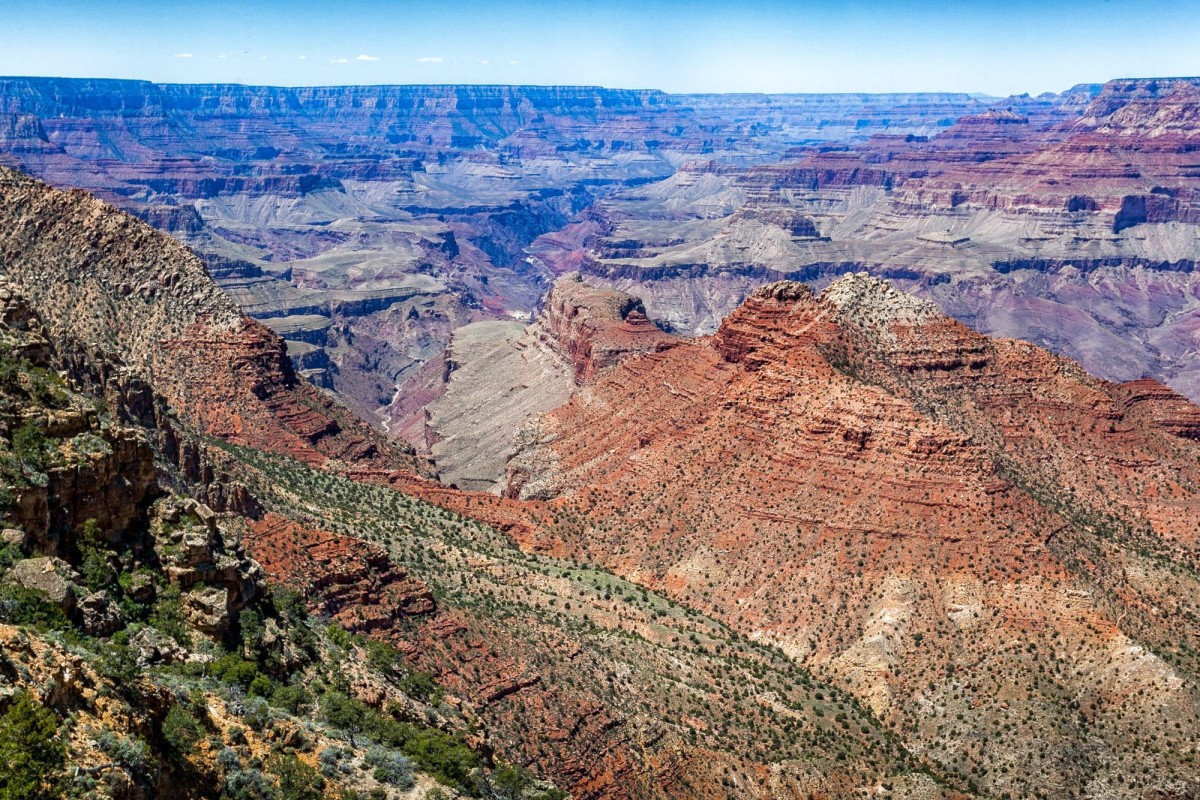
[498,273,1200,798]
[243,513,435,636]
[536,272,676,385]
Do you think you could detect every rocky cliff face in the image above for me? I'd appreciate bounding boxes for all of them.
[0,281,157,557]
[534,272,676,384]
[502,274,1200,799]
[0,166,424,476]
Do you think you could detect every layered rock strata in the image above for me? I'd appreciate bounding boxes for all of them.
[501,274,1200,798]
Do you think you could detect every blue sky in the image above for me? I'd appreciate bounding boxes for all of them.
[2,0,1198,95]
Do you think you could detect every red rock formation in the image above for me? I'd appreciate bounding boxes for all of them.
[743,78,1200,225]
[1111,377,1200,441]
[497,274,1200,797]
[243,514,434,636]
[536,272,676,385]
[239,511,694,800]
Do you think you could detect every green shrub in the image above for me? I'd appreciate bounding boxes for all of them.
[271,587,308,622]
[95,730,153,778]
[0,583,71,631]
[319,691,365,745]
[398,726,480,791]
[96,631,141,686]
[209,655,264,690]
[398,670,441,703]
[324,623,351,649]
[0,691,65,800]
[239,608,266,658]
[269,754,324,800]
[76,518,115,592]
[365,639,399,673]
[248,675,274,699]
[242,697,271,731]
[0,543,22,571]
[365,747,414,789]
[11,419,50,474]
[219,767,279,800]
[0,349,20,392]
[269,683,311,715]
[161,702,202,759]
[24,367,67,408]
[489,764,567,800]
[148,584,190,645]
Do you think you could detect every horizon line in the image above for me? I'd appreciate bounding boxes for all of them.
[4,73,1196,97]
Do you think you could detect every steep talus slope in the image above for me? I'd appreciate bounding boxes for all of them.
[503,274,1200,799]
[228,443,952,800]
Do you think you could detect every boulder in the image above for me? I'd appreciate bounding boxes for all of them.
[79,590,123,636]
[184,585,231,636]
[8,557,79,612]
[128,626,188,666]
[124,571,156,603]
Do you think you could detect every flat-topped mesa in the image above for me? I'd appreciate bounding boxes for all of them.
[1076,77,1200,136]
[954,109,1030,126]
[536,271,675,384]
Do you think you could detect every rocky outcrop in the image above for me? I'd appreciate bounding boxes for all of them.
[536,272,676,385]
[1111,377,1200,440]
[243,513,434,637]
[152,497,264,636]
[0,279,158,554]
[499,274,1200,798]
[423,274,675,493]
[8,557,78,612]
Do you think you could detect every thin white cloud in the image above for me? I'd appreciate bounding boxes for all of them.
[218,54,228,60]
[417,57,443,63]
[298,55,307,61]
[356,54,378,62]
[174,53,194,59]
[330,58,349,64]
[260,55,268,61]
[480,60,490,65]
[509,60,519,65]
